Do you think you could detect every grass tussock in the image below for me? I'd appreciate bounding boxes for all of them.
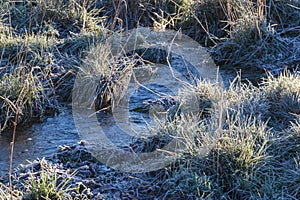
[198,0,300,70]
[72,41,142,111]
[0,158,92,200]
[261,71,300,125]
[133,70,300,199]
[0,65,57,132]
[1,0,104,36]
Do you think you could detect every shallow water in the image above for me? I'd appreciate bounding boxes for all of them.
[0,108,79,177]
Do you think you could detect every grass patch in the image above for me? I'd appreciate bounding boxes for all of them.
[102,0,300,71]
[132,70,300,199]
[21,160,81,200]
[261,71,300,129]
[0,0,108,129]
[0,65,57,132]
[0,158,92,200]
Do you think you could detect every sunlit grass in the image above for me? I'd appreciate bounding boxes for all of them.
[132,70,300,199]
[22,160,75,200]
[261,71,300,129]
[0,64,57,132]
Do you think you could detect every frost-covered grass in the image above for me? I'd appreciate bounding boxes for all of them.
[134,70,300,199]
[1,158,91,200]
[0,64,57,132]
[0,0,299,129]
[1,70,299,200]
[103,0,300,71]
[0,0,106,131]
[0,0,299,199]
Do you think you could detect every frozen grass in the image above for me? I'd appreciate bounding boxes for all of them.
[72,41,141,112]
[0,0,299,199]
[21,159,84,200]
[0,0,299,129]
[133,70,300,199]
[0,64,57,132]
[72,42,115,110]
[198,0,300,71]
[102,0,300,72]
[0,0,107,130]
[0,158,91,200]
[1,70,299,199]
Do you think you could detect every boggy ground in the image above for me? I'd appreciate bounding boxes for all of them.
[0,0,299,199]
[5,144,165,200]
[1,71,300,199]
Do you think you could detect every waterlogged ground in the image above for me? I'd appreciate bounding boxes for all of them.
[0,28,266,188]
[0,108,79,176]
[0,59,287,199]
[0,1,298,198]
[0,34,224,177]
[0,58,264,178]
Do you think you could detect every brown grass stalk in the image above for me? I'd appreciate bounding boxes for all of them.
[9,108,18,200]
